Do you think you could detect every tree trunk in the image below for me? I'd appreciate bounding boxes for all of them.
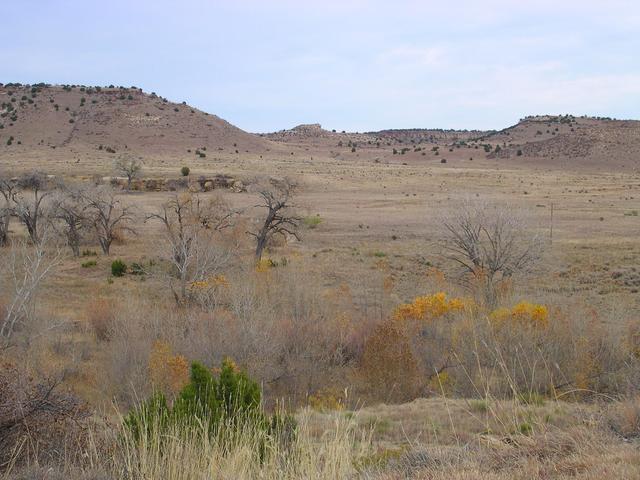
[0,213,8,246]
[67,226,80,257]
[26,219,38,245]
[255,236,267,262]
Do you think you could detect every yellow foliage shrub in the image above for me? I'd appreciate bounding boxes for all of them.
[490,301,549,329]
[189,274,229,291]
[308,388,346,412]
[255,258,275,272]
[427,371,453,396]
[148,340,189,396]
[393,292,467,322]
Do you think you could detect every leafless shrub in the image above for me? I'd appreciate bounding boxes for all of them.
[0,361,90,470]
[606,395,640,439]
[86,298,115,342]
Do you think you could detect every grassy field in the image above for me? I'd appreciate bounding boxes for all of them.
[1,143,640,478]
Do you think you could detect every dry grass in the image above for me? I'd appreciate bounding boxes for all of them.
[1,128,640,478]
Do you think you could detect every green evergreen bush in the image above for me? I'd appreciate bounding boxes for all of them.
[111,259,127,277]
[124,359,289,445]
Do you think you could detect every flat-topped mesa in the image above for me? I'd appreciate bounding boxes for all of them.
[268,123,330,139]
[292,123,323,132]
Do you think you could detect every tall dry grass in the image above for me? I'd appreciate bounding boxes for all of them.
[109,410,369,480]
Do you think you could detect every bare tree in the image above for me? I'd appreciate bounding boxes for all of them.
[82,187,135,255]
[9,173,53,245]
[0,235,61,347]
[248,177,301,262]
[440,201,542,307]
[114,156,143,191]
[0,175,17,246]
[147,193,236,305]
[51,185,90,257]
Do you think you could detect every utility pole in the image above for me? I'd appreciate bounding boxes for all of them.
[550,202,554,244]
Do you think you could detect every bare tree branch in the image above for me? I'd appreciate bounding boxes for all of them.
[248,177,301,262]
[114,156,143,192]
[440,201,543,307]
[81,186,135,255]
[146,193,236,305]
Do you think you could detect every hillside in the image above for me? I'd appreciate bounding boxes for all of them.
[0,83,271,168]
[1,83,638,173]
[263,116,640,171]
[484,115,640,169]
[371,127,490,144]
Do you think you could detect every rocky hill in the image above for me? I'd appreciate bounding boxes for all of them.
[1,83,638,173]
[484,115,640,169]
[0,83,270,159]
[370,128,491,145]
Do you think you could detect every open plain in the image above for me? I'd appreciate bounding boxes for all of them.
[1,84,640,479]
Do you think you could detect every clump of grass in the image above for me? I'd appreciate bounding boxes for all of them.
[81,260,97,268]
[517,392,545,406]
[303,215,322,229]
[113,405,366,479]
[469,399,489,412]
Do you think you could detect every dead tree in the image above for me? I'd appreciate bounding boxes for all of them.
[0,175,17,246]
[147,193,236,305]
[51,185,90,257]
[114,156,143,191]
[249,178,301,262]
[82,187,135,255]
[441,201,542,307]
[10,173,52,245]
[0,236,61,346]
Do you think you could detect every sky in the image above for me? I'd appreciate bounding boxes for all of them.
[1,0,639,132]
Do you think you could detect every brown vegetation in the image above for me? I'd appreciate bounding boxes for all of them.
[0,85,639,478]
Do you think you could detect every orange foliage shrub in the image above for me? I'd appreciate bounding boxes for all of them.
[148,340,189,396]
[489,301,549,329]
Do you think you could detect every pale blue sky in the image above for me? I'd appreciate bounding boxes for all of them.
[2,0,639,132]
